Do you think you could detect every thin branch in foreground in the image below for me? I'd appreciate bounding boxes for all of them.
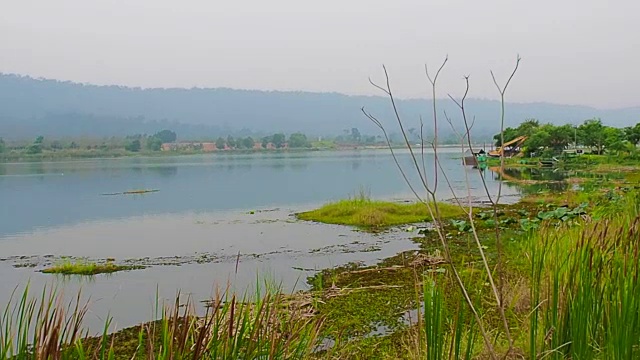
[425,56,448,193]
[362,108,425,204]
[370,66,432,195]
[491,55,522,205]
[365,63,501,360]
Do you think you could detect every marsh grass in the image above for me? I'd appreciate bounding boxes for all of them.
[0,285,90,360]
[0,284,322,359]
[420,281,477,360]
[41,259,145,276]
[526,191,640,359]
[297,196,464,229]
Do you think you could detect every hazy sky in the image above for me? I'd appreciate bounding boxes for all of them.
[1,0,638,108]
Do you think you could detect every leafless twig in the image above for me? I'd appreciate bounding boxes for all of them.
[365,58,501,359]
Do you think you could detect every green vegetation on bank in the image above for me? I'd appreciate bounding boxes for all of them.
[41,259,145,275]
[495,118,640,157]
[297,196,465,229]
[489,153,640,169]
[0,128,385,162]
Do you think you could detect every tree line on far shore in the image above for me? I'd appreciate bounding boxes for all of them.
[0,126,390,156]
[0,130,322,156]
[3,119,640,158]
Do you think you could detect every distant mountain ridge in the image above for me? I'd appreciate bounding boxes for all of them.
[0,73,638,140]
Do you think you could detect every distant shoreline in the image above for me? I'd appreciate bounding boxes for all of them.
[0,143,491,164]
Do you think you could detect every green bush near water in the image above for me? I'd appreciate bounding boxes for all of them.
[297,198,465,229]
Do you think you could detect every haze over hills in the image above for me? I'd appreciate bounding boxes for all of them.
[0,73,638,141]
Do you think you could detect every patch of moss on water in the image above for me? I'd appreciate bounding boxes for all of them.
[41,259,145,275]
[297,198,465,230]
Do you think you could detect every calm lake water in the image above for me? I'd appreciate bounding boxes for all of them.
[0,149,521,331]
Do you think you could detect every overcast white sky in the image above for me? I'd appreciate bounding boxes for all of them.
[1,0,638,108]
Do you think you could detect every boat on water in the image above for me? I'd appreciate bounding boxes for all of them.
[463,149,487,166]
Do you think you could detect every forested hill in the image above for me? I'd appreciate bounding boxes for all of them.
[1,73,638,140]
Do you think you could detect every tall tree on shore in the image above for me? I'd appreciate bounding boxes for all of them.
[261,136,271,148]
[146,136,163,151]
[546,124,574,151]
[124,139,141,152]
[242,137,255,149]
[272,133,286,148]
[578,118,605,154]
[226,135,237,149]
[523,129,550,156]
[603,126,625,153]
[215,137,226,150]
[288,133,310,148]
[350,127,361,143]
[624,123,640,145]
[26,136,44,154]
[153,130,177,143]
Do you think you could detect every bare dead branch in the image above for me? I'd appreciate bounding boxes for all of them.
[449,74,516,352]
[419,115,427,182]
[362,60,530,359]
[368,77,390,95]
[425,56,448,192]
[383,65,433,195]
[491,55,522,204]
[362,107,426,203]
[488,55,521,356]
[491,54,522,96]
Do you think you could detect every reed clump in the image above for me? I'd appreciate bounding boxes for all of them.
[0,285,322,359]
[410,191,640,359]
[527,191,640,359]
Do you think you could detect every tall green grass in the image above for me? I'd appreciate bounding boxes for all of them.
[528,191,640,359]
[0,284,321,359]
[412,191,640,359]
[417,278,477,360]
[0,285,90,360]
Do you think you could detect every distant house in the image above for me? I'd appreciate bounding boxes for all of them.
[161,141,287,152]
[161,142,214,151]
[263,142,288,150]
[202,143,216,152]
